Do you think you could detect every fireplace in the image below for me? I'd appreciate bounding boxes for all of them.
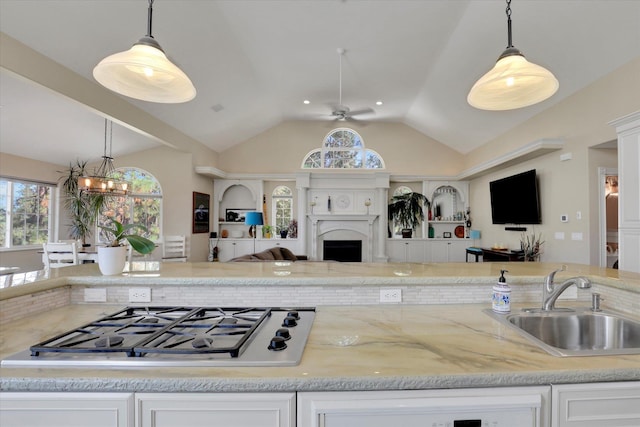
[323,240,362,262]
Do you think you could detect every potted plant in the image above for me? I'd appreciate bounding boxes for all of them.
[388,192,430,238]
[97,218,156,275]
[278,226,288,239]
[520,232,544,261]
[59,160,104,246]
[262,225,273,239]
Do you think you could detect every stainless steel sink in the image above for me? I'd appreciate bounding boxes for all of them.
[484,308,640,357]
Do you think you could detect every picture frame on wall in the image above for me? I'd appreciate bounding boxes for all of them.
[193,192,210,233]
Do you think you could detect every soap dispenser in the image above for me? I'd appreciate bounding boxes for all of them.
[492,269,511,314]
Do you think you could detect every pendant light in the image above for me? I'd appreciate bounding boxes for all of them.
[93,0,196,103]
[467,0,558,111]
[78,120,131,196]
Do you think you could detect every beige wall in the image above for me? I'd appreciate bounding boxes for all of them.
[116,147,215,261]
[467,58,639,264]
[219,121,464,176]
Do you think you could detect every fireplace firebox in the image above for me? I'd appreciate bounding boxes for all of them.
[323,240,362,262]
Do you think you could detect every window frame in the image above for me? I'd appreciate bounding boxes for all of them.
[0,176,56,250]
[271,185,293,234]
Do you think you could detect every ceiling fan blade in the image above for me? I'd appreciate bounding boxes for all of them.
[346,107,375,117]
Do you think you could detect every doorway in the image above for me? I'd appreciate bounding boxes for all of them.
[598,168,618,268]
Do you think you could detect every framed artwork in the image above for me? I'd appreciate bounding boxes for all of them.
[225,208,254,223]
[193,192,210,233]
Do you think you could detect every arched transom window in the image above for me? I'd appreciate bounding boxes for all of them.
[302,128,384,169]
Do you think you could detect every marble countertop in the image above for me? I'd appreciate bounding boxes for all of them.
[2,261,639,301]
[1,303,639,393]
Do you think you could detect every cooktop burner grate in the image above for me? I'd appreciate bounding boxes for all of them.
[29,306,272,358]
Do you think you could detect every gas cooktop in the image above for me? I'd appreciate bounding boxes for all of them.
[2,306,315,368]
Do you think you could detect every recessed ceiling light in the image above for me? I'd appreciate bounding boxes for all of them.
[303,100,311,105]
[376,101,383,106]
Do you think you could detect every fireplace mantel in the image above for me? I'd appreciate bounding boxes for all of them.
[309,214,378,223]
[309,214,379,261]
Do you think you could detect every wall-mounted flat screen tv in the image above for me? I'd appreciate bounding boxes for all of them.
[490,169,541,224]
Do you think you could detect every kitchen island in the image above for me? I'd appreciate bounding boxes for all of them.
[1,261,639,391]
[1,262,639,426]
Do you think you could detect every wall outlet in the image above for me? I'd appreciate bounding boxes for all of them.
[84,288,106,303]
[129,287,151,303]
[380,288,402,303]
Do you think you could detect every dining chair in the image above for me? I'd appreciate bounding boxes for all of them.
[42,242,79,268]
[162,235,187,262]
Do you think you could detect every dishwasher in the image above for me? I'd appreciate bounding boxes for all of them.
[298,386,549,427]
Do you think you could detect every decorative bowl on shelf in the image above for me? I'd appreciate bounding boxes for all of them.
[230,230,244,238]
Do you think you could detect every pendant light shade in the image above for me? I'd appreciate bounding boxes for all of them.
[468,0,558,111]
[93,1,195,103]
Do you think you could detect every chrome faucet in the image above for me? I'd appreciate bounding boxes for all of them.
[542,265,592,311]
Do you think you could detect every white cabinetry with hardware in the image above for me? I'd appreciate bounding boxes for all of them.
[217,239,254,261]
[386,239,428,262]
[136,393,295,427]
[429,240,468,262]
[551,381,640,427]
[0,392,134,427]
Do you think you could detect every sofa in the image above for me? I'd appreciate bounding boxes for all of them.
[229,246,307,262]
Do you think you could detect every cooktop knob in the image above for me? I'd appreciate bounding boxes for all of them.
[287,311,300,319]
[268,336,287,351]
[282,316,297,327]
[275,328,291,340]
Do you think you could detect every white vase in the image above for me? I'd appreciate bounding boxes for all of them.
[98,246,127,275]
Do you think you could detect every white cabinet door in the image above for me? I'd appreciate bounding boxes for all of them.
[551,381,640,427]
[136,392,295,427]
[386,240,425,263]
[428,240,468,262]
[218,239,255,261]
[299,387,550,427]
[0,392,134,427]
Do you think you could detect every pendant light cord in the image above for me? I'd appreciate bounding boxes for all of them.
[103,119,114,161]
[146,0,155,39]
[505,0,513,48]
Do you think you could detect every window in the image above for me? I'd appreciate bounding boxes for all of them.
[272,186,293,233]
[0,178,53,248]
[97,168,162,242]
[302,128,385,169]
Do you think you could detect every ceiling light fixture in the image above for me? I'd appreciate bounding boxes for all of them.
[93,0,196,103]
[78,119,130,196]
[467,0,558,111]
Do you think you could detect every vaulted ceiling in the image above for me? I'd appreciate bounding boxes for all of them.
[1,0,639,166]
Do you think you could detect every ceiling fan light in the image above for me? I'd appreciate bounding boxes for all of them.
[94,41,196,103]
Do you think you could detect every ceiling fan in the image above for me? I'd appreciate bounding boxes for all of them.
[328,48,374,122]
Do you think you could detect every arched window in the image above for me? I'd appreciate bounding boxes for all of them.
[302,128,384,169]
[98,168,162,242]
[272,186,293,234]
[393,186,412,197]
